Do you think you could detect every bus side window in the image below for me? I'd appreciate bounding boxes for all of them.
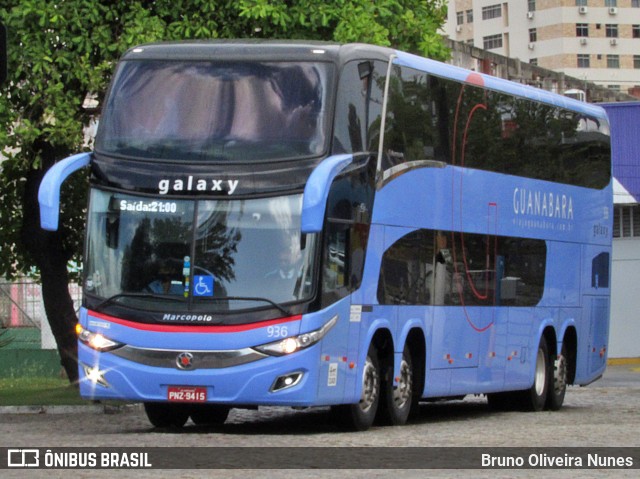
[377,229,435,305]
[382,66,438,170]
[322,221,350,306]
[332,60,386,155]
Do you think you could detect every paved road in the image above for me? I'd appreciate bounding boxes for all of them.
[1,364,638,478]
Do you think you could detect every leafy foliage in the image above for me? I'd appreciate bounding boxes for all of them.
[0,0,447,281]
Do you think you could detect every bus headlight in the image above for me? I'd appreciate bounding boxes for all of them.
[77,325,123,352]
[253,315,337,356]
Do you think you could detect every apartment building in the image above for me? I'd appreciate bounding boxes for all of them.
[444,1,640,93]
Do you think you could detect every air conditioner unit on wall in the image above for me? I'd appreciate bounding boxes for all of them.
[579,6,588,14]
[580,38,588,45]
[528,43,535,50]
[527,11,534,19]
[456,25,462,32]
[609,7,618,15]
[610,38,618,45]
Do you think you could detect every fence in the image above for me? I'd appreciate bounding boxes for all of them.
[0,280,82,329]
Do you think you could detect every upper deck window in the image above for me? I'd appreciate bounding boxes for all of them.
[96,60,333,162]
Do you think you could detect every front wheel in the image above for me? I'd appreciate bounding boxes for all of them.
[190,404,231,426]
[143,402,190,428]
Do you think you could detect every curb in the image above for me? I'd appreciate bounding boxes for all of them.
[0,403,141,415]
[608,357,640,366]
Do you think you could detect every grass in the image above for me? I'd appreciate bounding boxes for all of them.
[0,377,95,406]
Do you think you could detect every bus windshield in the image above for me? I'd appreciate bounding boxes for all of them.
[85,189,317,314]
[96,60,333,162]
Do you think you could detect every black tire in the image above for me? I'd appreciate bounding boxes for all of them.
[335,343,381,431]
[144,402,189,428]
[380,345,414,425]
[190,404,231,426]
[546,343,568,411]
[521,337,550,412]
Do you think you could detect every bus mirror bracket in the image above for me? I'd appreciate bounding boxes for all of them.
[301,154,353,234]
[38,152,92,231]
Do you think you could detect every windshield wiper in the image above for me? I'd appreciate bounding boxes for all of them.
[93,292,186,312]
[204,296,292,317]
[91,293,291,317]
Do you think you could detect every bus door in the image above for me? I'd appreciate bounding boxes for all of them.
[581,246,610,379]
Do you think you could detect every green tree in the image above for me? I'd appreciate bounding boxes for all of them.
[0,0,448,382]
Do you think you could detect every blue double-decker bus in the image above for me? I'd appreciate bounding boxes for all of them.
[39,41,612,430]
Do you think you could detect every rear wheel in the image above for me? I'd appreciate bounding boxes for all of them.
[487,338,551,412]
[380,345,414,425]
[521,338,550,412]
[546,344,568,411]
[143,402,189,428]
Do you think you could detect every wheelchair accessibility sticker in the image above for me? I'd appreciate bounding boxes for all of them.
[193,275,214,297]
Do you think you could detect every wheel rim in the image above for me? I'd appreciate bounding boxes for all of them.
[393,358,413,410]
[359,355,379,413]
[534,348,546,396]
[553,354,567,395]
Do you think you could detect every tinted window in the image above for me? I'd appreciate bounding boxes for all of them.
[378,229,546,307]
[97,60,333,162]
[333,60,386,155]
[382,66,610,189]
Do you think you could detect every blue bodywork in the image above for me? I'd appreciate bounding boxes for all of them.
[41,46,612,407]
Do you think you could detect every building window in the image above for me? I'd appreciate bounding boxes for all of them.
[530,58,538,66]
[606,24,618,38]
[467,10,474,23]
[633,25,640,38]
[482,4,502,20]
[576,23,589,37]
[605,0,617,7]
[577,54,590,68]
[607,54,620,68]
[529,28,537,42]
[483,34,503,50]
[528,0,536,12]
[608,85,621,91]
[634,55,640,69]
[634,0,640,8]
[457,11,464,25]
[614,206,640,238]
[576,0,587,6]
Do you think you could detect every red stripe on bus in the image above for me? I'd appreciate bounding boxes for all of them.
[86,310,302,333]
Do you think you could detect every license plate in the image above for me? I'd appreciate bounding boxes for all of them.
[167,386,207,403]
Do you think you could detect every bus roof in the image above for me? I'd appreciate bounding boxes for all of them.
[121,40,394,64]
[120,40,608,122]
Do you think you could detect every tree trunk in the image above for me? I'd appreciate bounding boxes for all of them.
[21,167,79,383]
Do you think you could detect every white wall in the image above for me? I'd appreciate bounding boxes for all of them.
[610,238,640,358]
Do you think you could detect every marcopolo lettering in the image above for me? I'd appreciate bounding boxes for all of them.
[158,176,239,195]
[162,314,214,323]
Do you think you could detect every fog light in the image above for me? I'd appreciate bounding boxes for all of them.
[82,364,110,388]
[270,371,303,392]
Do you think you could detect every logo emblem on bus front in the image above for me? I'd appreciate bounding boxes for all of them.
[176,352,194,370]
